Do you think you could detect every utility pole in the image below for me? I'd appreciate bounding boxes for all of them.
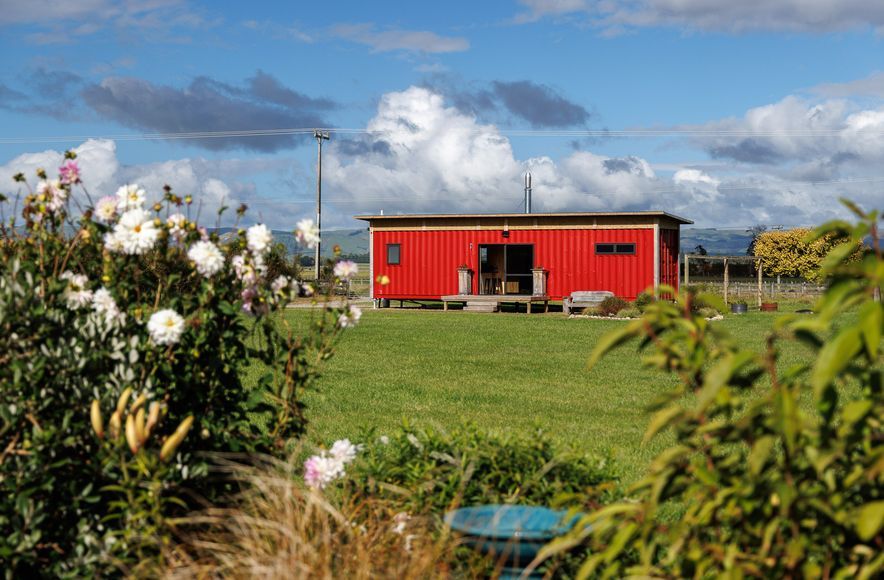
[313,129,329,281]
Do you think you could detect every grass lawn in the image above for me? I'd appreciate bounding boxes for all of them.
[268,302,823,484]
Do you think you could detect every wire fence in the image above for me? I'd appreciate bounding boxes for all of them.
[686,278,826,300]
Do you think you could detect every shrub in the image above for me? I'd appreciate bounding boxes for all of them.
[696,306,720,319]
[595,296,628,317]
[616,306,642,319]
[633,291,653,311]
[346,424,619,516]
[0,157,358,574]
[539,201,883,578]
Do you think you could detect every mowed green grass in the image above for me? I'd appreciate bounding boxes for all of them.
[268,305,822,484]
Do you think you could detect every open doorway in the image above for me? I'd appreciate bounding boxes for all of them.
[479,244,534,295]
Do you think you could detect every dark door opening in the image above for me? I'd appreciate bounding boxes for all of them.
[479,244,534,295]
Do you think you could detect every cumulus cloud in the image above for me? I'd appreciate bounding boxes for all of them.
[685,96,884,175]
[331,23,469,54]
[81,72,336,152]
[325,85,882,227]
[0,139,311,228]
[513,0,884,34]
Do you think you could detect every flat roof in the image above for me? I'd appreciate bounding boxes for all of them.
[355,210,693,224]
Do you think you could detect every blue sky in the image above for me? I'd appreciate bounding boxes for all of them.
[1,0,882,230]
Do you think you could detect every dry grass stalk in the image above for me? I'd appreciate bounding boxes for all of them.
[163,454,457,579]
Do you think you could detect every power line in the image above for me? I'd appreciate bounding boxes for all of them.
[1,126,881,145]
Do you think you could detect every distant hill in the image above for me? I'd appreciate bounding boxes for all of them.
[681,228,754,256]
[255,226,753,259]
[215,227,370,258]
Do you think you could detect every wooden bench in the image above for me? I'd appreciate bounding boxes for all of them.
[563,291,614,315]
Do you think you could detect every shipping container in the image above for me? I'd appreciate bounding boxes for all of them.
[356,211,690,302]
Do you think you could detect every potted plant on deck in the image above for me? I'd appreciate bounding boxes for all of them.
[730,299,748,314]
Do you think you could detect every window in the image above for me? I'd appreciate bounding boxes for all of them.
[386,243,401,265]
[595,243,636,255]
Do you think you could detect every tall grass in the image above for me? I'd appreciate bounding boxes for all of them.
[164,454,460,579]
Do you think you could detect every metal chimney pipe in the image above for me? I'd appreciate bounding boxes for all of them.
[524,171,532,214]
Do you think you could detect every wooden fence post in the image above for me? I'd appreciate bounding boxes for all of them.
[684,254,690,287]
[757,259,763,307]
[723,257,729,304]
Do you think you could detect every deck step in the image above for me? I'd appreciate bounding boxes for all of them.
[465,301,498,312]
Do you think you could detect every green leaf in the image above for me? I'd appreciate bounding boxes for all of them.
[859,302,882,360]
[856,501,884,541]
[749,436,776,476]
[643,405,683,445]
[811,327,862,400]
[586,319,642,371]
[698,351,755,411]
[775,388,799,455]
[820,241,859,273]
[842,399,872,428]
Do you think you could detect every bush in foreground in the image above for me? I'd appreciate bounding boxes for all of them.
[0,158,359,575]
[537,201,882,578]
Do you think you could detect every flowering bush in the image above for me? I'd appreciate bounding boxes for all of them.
[0,154,362,574]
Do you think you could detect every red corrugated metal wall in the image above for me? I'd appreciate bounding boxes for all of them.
[373,228,656,300]
[659,229,680,291]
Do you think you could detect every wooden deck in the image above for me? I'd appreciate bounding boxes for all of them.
[441,294,550,313]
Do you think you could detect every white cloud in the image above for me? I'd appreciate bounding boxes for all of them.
[0,140,308,228]
[331,23,469,54]
[811,72,884,99]
[514,0,884,33]
[326,85,884,228]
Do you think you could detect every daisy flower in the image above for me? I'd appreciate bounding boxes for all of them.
[60,271,92,309]
[116,184,146,211]
[187,241,225,277]
[295,218,320,249]
[246,223,273,254]
[333,260,359,280]
[94,196,118,223]
[147,309,185,345]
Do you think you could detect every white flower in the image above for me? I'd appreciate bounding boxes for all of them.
[103,230,125,253]
[116,184,146,210]
[295,218,320,250]
[37,180,67,212]
[147,309,185,345]
[329,439,361,465]
[167,213,186,238]
[379,435,390,445]
[112,208,159,255]
[271,275,291,295]
[246,224,273,254]
[338,305,362,328]
[60,271,92,309]
[303,454,345,489]
[333,260,359,280]
[92,287,125,326]
[301,282,314,297]
[187,241,225,277]
[232,254,258,285]
[94,196,118,223]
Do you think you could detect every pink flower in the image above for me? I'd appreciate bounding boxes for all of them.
[59,160,80,185]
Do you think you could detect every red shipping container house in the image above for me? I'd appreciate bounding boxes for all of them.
[356,211,692,304]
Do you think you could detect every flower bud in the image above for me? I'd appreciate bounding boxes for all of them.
[145,402,160,438]
[160,416,194,462]
[130,392,147,412]
[135,407,146,444]
[125,414,140,454]
[116,388,132,416]
[153,202,162,212]
[109,411,122,439]
[184,195,193,205]
[90,400,104,439]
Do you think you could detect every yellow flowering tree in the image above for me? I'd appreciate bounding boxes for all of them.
[753,227,864,282]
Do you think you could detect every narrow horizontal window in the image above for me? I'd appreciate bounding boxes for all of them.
[386,243,401,265]
[595,243,636,255]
